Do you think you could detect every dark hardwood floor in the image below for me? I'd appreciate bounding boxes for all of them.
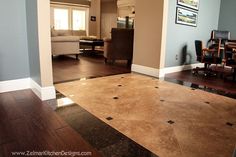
[52,52,131,84]
[0,90,101,157]
[165,70,236,97]
[0,89,158,157]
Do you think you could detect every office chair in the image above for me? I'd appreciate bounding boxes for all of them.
[193,40,222,75]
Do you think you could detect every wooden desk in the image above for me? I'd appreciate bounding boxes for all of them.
[225,42,236,56]
[224,42,236,80]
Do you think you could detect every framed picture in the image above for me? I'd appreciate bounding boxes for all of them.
[91,16,96,22]
[177,0,200,10]
[176,7,198,27]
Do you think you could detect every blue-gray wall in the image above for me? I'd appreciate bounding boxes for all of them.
[165,0,221,67]
[25,0,41,85]
[218,0,236,39]
[0,0,30,81]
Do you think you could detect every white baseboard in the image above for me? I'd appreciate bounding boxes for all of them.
[163,63,204,75]
[131,63,204,78]
[30,79,56,101]
[0,78,55,101]
[131,64,160,78]
[1,63,202,99]
[0,78,31,93]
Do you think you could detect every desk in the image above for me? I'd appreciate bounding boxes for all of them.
[224,42,236,80]
[225,42,236,61]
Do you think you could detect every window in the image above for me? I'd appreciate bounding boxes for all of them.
[51,5,88,31]
[54,8,69,30]
[72,10,86,30]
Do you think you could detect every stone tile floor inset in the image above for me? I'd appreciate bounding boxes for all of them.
[56,73,236,157]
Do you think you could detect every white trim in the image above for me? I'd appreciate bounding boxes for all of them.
[0,78,31,93]
[163,63,204,74]
[131,63,204,78]
[0,78,56,101]
[131,64,160,78]
[30,79,56,101]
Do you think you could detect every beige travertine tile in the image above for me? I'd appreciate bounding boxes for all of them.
[110,119,183,157]
[56,73,236,157]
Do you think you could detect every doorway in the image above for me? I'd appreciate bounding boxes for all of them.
[50,0,133,84]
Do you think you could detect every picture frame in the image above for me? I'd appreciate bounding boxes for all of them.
[177,0,200,10]
[176,7,198,27]
[91,16,96,22]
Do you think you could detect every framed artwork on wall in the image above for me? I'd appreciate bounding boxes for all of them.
[177,0,200,10]
[91,16,96,22]
[176,7,198,27]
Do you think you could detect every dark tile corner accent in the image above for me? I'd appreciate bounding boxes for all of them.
[113,97,119,100]
[167,120,175,125]
[226,122,234,127]
[106,117,113,121]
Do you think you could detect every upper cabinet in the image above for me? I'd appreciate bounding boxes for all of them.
[50,0,91,6]
[117,0,135,8]
[117,0,135,17]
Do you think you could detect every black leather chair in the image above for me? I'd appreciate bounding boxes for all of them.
[193,40,222,75]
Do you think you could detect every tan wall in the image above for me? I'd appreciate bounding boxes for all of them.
[37,0,54,87]
[133,0,167,69]
[101,0,117,38]
[89,0,101,38]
